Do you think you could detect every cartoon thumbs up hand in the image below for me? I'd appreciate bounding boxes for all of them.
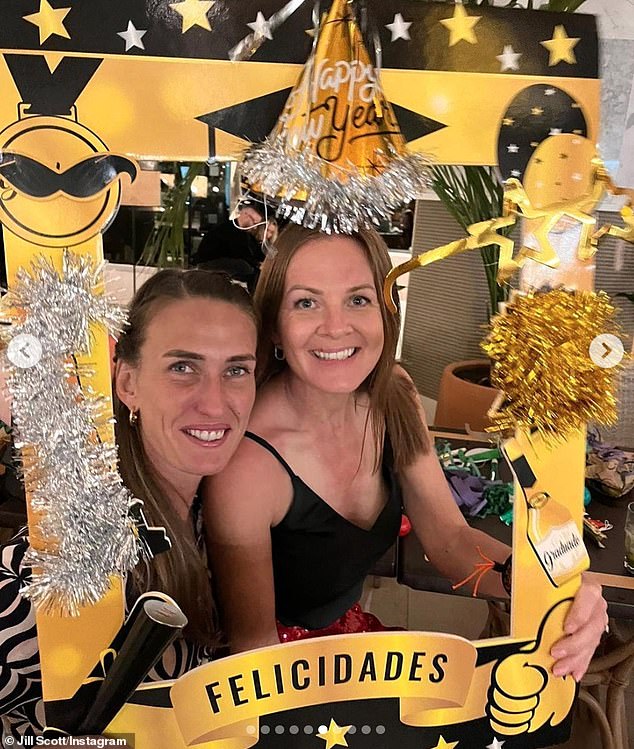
[487,600,577,736]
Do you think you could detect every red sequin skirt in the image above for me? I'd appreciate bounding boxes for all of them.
[277,603,401,643]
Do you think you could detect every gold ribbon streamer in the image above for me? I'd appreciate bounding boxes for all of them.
[384,156,634,313]
[383,215,515,313]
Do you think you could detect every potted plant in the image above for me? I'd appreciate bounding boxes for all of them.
[428,0,588,430]
[429,164,513,429]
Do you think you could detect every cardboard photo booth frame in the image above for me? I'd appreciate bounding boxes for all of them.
[0,2,603,747]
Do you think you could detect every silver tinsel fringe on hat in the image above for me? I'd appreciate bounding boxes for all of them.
[0,252,139,615]
[241,139,432,235]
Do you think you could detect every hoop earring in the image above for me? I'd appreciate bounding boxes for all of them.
[129,408,138,427]
[274,345,285,361]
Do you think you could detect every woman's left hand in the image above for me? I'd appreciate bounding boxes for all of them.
[550,575,608,681]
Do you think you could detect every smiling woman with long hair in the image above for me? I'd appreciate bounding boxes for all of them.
[204,225,607,683]
[0,269,258,738]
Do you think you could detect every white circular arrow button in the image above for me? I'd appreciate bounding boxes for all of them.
[7,334,43,369]
[589,334,624,369]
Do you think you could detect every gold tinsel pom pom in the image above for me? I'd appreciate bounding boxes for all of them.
[482,289,623,440]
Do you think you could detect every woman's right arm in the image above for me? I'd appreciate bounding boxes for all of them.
[202,440,286,654]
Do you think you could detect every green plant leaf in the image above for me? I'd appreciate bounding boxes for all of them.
[140,162,203,268]
[431,164,512,318]
[426,0,587,316]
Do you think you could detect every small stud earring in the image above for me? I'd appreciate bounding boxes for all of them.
[274,345,285,361]
[129,408,139,427]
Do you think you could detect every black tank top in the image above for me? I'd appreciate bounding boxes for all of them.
[244,431,403,629]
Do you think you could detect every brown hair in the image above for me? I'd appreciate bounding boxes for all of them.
[254,225,429,470]
[114,269,257,648]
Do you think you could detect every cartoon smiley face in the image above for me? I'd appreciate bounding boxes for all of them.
[0,115,137,247]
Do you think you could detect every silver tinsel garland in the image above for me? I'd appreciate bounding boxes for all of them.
[241,139,431,235]
[0,252,139,615]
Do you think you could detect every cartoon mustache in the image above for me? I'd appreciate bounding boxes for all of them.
[0,152,137,199]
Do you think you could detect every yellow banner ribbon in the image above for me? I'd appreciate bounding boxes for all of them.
[170,633,477,748]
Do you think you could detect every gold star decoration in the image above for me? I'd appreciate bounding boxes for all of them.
[596,205,634,243]
[23,0,71,44]
[170,0,214,33]
[531,106,544,116]
[430,737,459,749]
[440,4,481,47]
[384,162,619,311]
[541,25,580,66]
[317,720,352,749]
[592,181,634,246]
[469,216,519,282]
[502,117,515,126]
[504,174,604,265]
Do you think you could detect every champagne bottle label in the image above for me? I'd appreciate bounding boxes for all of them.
[530,518,587,586]
[503,435,590,588]
[526,491,589,587]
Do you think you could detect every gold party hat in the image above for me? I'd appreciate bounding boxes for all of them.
[241,0,430,233]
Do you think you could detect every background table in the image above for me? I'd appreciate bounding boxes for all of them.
[394,429,634,749]
[397,498,634,619]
